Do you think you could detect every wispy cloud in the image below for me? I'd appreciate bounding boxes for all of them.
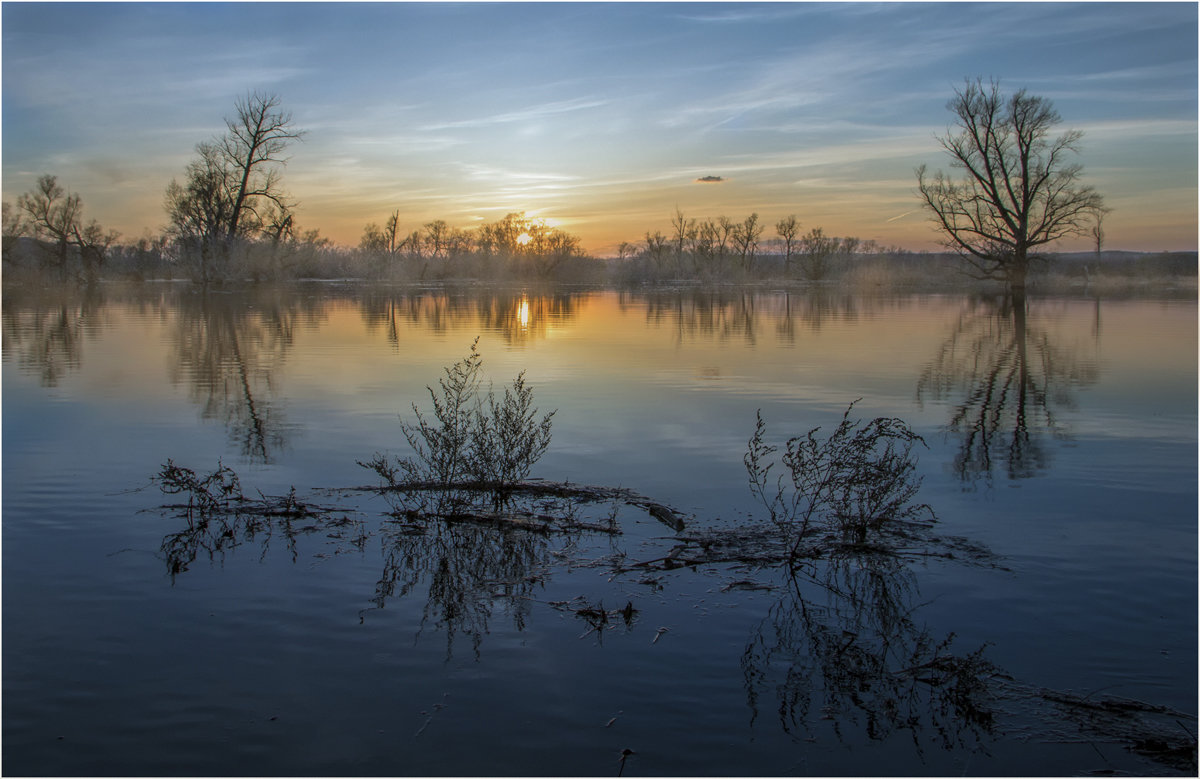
[421,98,609,131]
[1078,118,1197,139]
[674,5,814,24]
[2,2,1193,250]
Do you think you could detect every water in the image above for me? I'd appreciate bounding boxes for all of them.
[3,282,1196,776]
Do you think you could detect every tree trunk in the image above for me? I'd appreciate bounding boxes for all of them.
[1008,249,1029,293]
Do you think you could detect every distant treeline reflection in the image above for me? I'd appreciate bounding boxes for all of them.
[0,284,1125,478]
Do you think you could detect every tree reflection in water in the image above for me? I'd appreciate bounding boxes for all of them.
[627,288,871,346]
[1,284,108,386]
[169,289,321,462]
[742,553,1002,754]
[356,287,582,348]
[917,292,1099,482]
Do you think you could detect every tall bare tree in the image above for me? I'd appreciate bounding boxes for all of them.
[222,92,304,240]
[165,92,302,282]
[917,79,1104,291]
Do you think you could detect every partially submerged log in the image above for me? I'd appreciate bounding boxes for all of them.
[356,478,688,532]
[626,499,687,532]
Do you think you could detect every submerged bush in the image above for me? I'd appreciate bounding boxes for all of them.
[360,338,556,511]
[745,402,933,554]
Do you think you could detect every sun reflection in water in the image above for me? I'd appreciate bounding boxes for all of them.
[517,297,530,330]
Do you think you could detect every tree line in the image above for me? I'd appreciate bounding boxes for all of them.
[3,80,1115,292]
[612,208,884,283]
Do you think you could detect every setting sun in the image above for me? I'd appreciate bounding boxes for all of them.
[516,232,532,247]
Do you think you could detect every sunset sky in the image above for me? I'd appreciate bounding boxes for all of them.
[3,2,1196,255]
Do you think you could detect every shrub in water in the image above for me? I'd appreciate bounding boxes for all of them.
[155,458,243,519]
[746,402,933,555]
[360,338,555,512]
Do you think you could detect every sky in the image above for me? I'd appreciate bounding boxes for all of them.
[3,1,1197,255]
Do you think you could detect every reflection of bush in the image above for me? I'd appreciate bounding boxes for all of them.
[742,555,1003,752]
[372,514,556,659]
[153,458,627,658]
[154,460,365,580]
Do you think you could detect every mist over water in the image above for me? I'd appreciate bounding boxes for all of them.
[3,282,1196,776]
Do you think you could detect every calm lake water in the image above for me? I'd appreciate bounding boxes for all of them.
[3,282,1196,776]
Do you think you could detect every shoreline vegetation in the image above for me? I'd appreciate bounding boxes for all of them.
[3,230,1195,296]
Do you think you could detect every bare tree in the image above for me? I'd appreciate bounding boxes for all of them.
[165,142,238,281]
[776,215,800,272]
[530,230,581,278]
[383,211,401,255]
[476,212,526,256]
[222,92,304,240]
[732,212,763,271]
[360,223,387,253]
[360,211,406,265]
[165,92,302,282]
[917,79,1104,291]
[16,174,118,281]
[644,230,669,269]
[692,220,719,274]
[1090,207,1108,260]
[423,219,450,259]
[77,218,121,280]
[798,226,836,281]
[2,201,31,265]
[17,175,82,273]
[670,206,696,270]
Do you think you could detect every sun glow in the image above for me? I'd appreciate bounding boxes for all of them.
[516,232,533,246]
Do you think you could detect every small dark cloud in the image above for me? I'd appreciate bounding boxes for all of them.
[695,175,724,183]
